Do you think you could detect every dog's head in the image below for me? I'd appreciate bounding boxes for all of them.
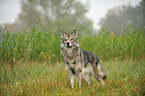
[61,29,80,49]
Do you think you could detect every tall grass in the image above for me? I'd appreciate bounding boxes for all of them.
[79,27,145,61]
[0,26,61,63]
[0,26,144,63]
[0,59,144,95]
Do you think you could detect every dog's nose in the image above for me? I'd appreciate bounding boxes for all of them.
[67,42,69,46]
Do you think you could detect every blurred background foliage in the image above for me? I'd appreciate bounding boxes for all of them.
[12,0,93,33]
[0,0,145,63]
[99,0,145,34]
[0,0,145,34]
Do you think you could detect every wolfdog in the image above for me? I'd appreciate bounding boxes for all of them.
[60,30,106,88]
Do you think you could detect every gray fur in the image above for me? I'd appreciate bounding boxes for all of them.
[60,30,106,88]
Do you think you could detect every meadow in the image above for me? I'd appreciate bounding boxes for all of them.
[0,26,145,95]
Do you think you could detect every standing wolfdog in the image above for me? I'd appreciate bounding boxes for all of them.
[60,30,106,88]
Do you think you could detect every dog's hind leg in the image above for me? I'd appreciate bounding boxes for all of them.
[82,73,90,85]
[93,62,106,86]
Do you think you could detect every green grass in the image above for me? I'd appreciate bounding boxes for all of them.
[79,28,145,61]
[0,26,145,62]
[0,59,144,95]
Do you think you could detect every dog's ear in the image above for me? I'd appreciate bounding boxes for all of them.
[72,29,77,38]
[61,31,65,39]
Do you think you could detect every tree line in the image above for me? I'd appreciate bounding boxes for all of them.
[12,0,93,33]
[1,0,145,35]
[99,0,145,34]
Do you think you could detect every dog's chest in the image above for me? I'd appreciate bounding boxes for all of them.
[66,58,77,67]
[63,48,82,72]
[66,55,81,70]
[67,61,80,73]
[63,47,80,57]
[67,48,73,55]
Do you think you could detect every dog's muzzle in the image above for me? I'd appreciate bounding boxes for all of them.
[66,42,72,48]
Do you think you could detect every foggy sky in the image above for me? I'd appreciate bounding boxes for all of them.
[0,0,141,29]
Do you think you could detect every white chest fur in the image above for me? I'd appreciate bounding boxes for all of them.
[67,48,73,55]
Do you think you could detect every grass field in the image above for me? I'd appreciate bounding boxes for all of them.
[0,59,144,95]
[0,26,145,62]
[0,26,145,95]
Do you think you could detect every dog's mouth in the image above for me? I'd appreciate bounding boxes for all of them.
[66,45,72,48]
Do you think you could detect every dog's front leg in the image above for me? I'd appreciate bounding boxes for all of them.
[76,72,81,88]
[69,73,74,88]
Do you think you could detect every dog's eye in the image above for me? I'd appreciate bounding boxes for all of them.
[70,39,73,41]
